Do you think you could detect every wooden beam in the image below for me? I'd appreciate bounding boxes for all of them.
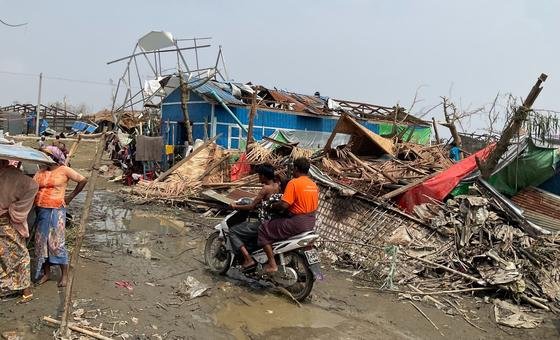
[247,88,257,145]
[381,171,440,200]
[431,117,440,144]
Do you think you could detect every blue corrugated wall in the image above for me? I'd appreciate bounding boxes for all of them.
[161,87,416,148]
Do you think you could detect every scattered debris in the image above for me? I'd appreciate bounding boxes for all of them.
[493,299,543,329]
[114,281,134,291]
[177,276,209,299]
[1,331,23,340]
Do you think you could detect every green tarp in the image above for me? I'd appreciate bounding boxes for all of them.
[378,123,432,145]
[488,141,558,196]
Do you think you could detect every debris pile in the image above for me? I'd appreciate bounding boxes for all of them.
[408,191,559,310]
[131,140,228,201]
[321,143,451,197]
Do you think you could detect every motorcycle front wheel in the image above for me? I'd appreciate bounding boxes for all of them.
[204,231,232,275]
[284,252,315,301]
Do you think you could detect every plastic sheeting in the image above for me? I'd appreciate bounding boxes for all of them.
[0,142,54,164]
[488,141,558,196]
[263,129,350,150]
[397,144,495,213]
[378,123,432,145]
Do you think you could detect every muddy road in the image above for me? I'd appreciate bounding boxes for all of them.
[1,190,559,339]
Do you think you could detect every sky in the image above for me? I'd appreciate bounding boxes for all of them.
[1,0,559,134]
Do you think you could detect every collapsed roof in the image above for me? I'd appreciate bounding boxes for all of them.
[157,75,429,127]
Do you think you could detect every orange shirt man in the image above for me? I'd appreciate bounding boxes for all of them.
[258,157,319,273]
[281,175,319,215]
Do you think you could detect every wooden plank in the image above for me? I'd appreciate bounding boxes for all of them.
[381,171,440,200]
[154,135,218,183]
[201,189,234,205]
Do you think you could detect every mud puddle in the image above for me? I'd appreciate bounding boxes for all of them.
[215,294,346,339]
[73,191,193,259]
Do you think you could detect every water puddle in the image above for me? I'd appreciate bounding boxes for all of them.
[74,192,188,255]
[214,294,345,339]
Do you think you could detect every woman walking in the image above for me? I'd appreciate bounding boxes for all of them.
[0,159,38,302]
[34,148,87,287]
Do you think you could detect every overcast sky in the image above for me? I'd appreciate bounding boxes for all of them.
[1,0,558,133]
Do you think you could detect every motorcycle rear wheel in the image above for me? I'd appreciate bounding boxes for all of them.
[204,231,232,275]
[283,252,315,301]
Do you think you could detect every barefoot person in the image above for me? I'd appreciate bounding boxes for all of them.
[258,157,319,273]
[34,148,87,287]
[0,159,39,302]
[229,164,280,269]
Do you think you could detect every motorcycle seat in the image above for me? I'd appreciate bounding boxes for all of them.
[286,230,317,240]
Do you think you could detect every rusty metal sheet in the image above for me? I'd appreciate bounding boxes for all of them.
[511,186,560,232]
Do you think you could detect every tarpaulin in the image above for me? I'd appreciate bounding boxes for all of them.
[378,123,432,145]
[230,153,251,181]
[0,142,55,164]
[262,129,350,150]
[488,141,558,196]
[397,143,495,212]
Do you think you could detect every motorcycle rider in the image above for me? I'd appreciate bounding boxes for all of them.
[229,163,280,269]
[258,157,319,273]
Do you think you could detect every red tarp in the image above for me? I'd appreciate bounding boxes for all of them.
[230,153,251,181]
[397,143,495,213]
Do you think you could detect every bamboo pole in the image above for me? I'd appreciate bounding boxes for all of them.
[44,316,112,340]
[60,131,107,337]
[64,135,82,166]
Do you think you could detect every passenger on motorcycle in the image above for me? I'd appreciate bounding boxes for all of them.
[258,157,319,273]
[229,163,280,269]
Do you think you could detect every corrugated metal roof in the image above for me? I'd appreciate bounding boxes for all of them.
[190,79,244,105]
[511,186,560,232]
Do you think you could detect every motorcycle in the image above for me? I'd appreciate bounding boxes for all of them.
[204,202,322,302]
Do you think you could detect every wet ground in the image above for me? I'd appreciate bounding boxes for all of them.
[1,188,560,339]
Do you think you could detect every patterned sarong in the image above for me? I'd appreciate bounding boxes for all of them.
[34,207,68,280]
[258,213,316,246]
[0,216,31,296]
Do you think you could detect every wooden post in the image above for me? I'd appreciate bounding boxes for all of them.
[247,88,258,145]
[178,72,194,146]
[63,96,67,133]
[35,73,43,136]
[431,117,440,144]
[479,73,548,179]
[60,131,107,337]
[53,106,58,132]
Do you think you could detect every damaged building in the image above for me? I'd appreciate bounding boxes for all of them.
[158,76,432,150]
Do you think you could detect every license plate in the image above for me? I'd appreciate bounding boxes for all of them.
[304,249,320,265]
